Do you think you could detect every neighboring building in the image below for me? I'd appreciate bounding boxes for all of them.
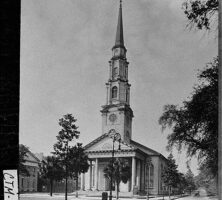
[81,1,168,196]
[36,154,78,193]
[19,149,40,192]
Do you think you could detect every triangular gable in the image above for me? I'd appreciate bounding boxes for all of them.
[24,150,40,163]
[84,133,134,152]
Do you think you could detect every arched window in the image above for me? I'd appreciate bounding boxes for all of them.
[160,164,164,191]
[112,86,117,99]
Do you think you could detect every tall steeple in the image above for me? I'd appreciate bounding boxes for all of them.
[101,0,133,143]
[114,0,124,48]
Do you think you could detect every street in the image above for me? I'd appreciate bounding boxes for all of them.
[19,193,218,200]
[177,196,218,200]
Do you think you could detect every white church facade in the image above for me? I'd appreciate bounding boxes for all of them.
[81,1,167,196]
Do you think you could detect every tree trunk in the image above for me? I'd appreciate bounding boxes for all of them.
[116,182,119,200]
[118,183,119,200]
[76,176,79,197]
[50,179,53,196]
[168,186,171,200]
[65,166,68,200]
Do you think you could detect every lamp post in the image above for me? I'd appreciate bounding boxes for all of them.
[108,129,121,200]
[146,157,151,200]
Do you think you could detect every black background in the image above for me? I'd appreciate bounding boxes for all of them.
[0,0,20,197]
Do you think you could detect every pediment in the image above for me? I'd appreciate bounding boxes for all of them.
[84,134,134,152]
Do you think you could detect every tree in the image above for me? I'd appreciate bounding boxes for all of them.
[104,158,131,200]
[19,144,30,176]
[183,0,218,30]
[195,165,217,195]
[162,154,179,199]
[185,166,196,194]
[68,143,89,197]
[159,57,218,176]
[53,114,80,200]
[39,156,64,196]
[177,172,187,196]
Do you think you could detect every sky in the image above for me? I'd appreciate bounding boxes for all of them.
[20,0,217,175]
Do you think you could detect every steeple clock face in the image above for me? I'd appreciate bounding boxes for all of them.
[109,114,117,123]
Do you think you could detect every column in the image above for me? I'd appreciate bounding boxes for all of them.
[106,84,109,104]
[108,83,111,104]
[95,158,99,190]
[109,61,112,80]
[80,173,85,190]
[131,157,136,191]
[141,160,145,191]
[128,88,130,105]
[136,160,141,190]
[89,160,92,190]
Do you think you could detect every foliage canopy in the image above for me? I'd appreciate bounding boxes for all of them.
[183,0,218,30]
[104,158,131,199]
[159,57,218,176]
[19,144,30,176]
[39,155,65,196]
[53,114,89,198]
[162,154,179,189]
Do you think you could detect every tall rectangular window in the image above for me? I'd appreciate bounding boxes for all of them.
[22,178,24,187]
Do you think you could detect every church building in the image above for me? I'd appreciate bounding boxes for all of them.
[81,1,167,196]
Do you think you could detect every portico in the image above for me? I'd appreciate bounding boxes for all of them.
[82,151,146,192]
[81,133,164,195]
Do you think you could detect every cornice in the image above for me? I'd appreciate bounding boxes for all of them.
[118,105,134,117]
[106,79,128,84]
[111,56,126,61]
[85,149,134,154]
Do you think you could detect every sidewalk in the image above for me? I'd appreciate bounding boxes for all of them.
[20,193,187,200]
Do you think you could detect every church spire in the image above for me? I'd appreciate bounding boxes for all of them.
[101,0,133,142]
[114,0,124,48]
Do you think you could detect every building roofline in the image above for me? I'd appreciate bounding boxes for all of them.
[130,139,164,156]
[25,149,41,163]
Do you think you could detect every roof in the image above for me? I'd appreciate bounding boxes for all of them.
[130,140,160,155]
[24,149,41,163]
[130,140,168,161]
